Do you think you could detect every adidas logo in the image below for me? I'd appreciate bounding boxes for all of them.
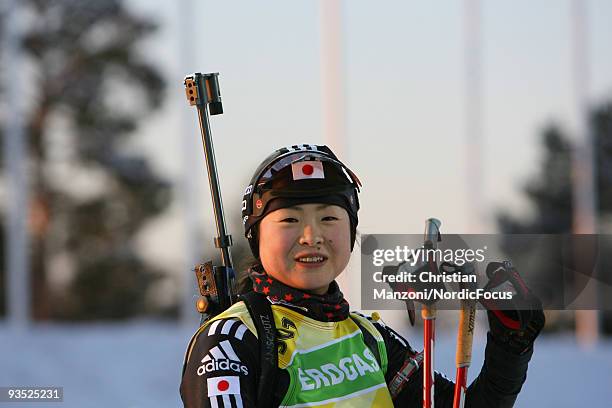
[197,340,249,376]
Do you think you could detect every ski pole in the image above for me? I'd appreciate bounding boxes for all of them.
[452,264,477,408]
[422,218,441,408]
[184,73,236,324]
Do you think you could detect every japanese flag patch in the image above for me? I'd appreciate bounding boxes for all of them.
[207,376,240,396]
[291,161,325,180]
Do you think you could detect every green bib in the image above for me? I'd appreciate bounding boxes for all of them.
[185,302,394,407]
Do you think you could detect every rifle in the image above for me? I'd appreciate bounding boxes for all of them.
[183,73,237,324]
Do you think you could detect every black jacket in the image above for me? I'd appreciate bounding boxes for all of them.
[180,302,532,407]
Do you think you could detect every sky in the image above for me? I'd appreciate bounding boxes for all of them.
[121,0,612,300]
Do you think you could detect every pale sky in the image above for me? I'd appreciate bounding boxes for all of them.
[124,0,612,293]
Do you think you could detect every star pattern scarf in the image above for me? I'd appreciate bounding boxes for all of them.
[249,266,350,322]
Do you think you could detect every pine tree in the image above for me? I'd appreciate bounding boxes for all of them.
[0,0,172,320]
[497,99,612,332]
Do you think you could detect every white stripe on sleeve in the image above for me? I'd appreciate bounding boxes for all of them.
[220,320,237,335]
[234,324,248,340]
[208,320,223,336]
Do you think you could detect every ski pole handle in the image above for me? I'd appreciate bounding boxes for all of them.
[424,218,441,249]
[453,262,477,408]
[422,218,441,408]
[453,302,476,408]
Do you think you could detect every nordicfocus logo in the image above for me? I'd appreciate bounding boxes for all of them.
[197,340,248,376]
[298,348,380,391]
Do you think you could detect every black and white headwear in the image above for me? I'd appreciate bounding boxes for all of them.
[241,144,361,258]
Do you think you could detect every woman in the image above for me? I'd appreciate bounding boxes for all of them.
[180,144,544,407]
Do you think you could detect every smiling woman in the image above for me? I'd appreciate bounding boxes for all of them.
[258,203,352,295]
[180,144,542,408]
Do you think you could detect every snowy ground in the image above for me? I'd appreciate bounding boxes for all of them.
[1,322,611,408]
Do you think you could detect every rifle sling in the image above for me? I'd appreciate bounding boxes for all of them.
[240,292,278,408]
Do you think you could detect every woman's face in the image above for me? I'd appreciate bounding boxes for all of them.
[258,203,352,295]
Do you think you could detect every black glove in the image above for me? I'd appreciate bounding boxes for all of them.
[482,261,545,355]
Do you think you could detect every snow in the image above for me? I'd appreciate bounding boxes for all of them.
[433,334,612,408]
[1,322,610,407]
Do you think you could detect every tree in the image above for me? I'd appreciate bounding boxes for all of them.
[497,125,574,234]
[0,216,4,317]
[497,99,612,332]
[0,0,172,320]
